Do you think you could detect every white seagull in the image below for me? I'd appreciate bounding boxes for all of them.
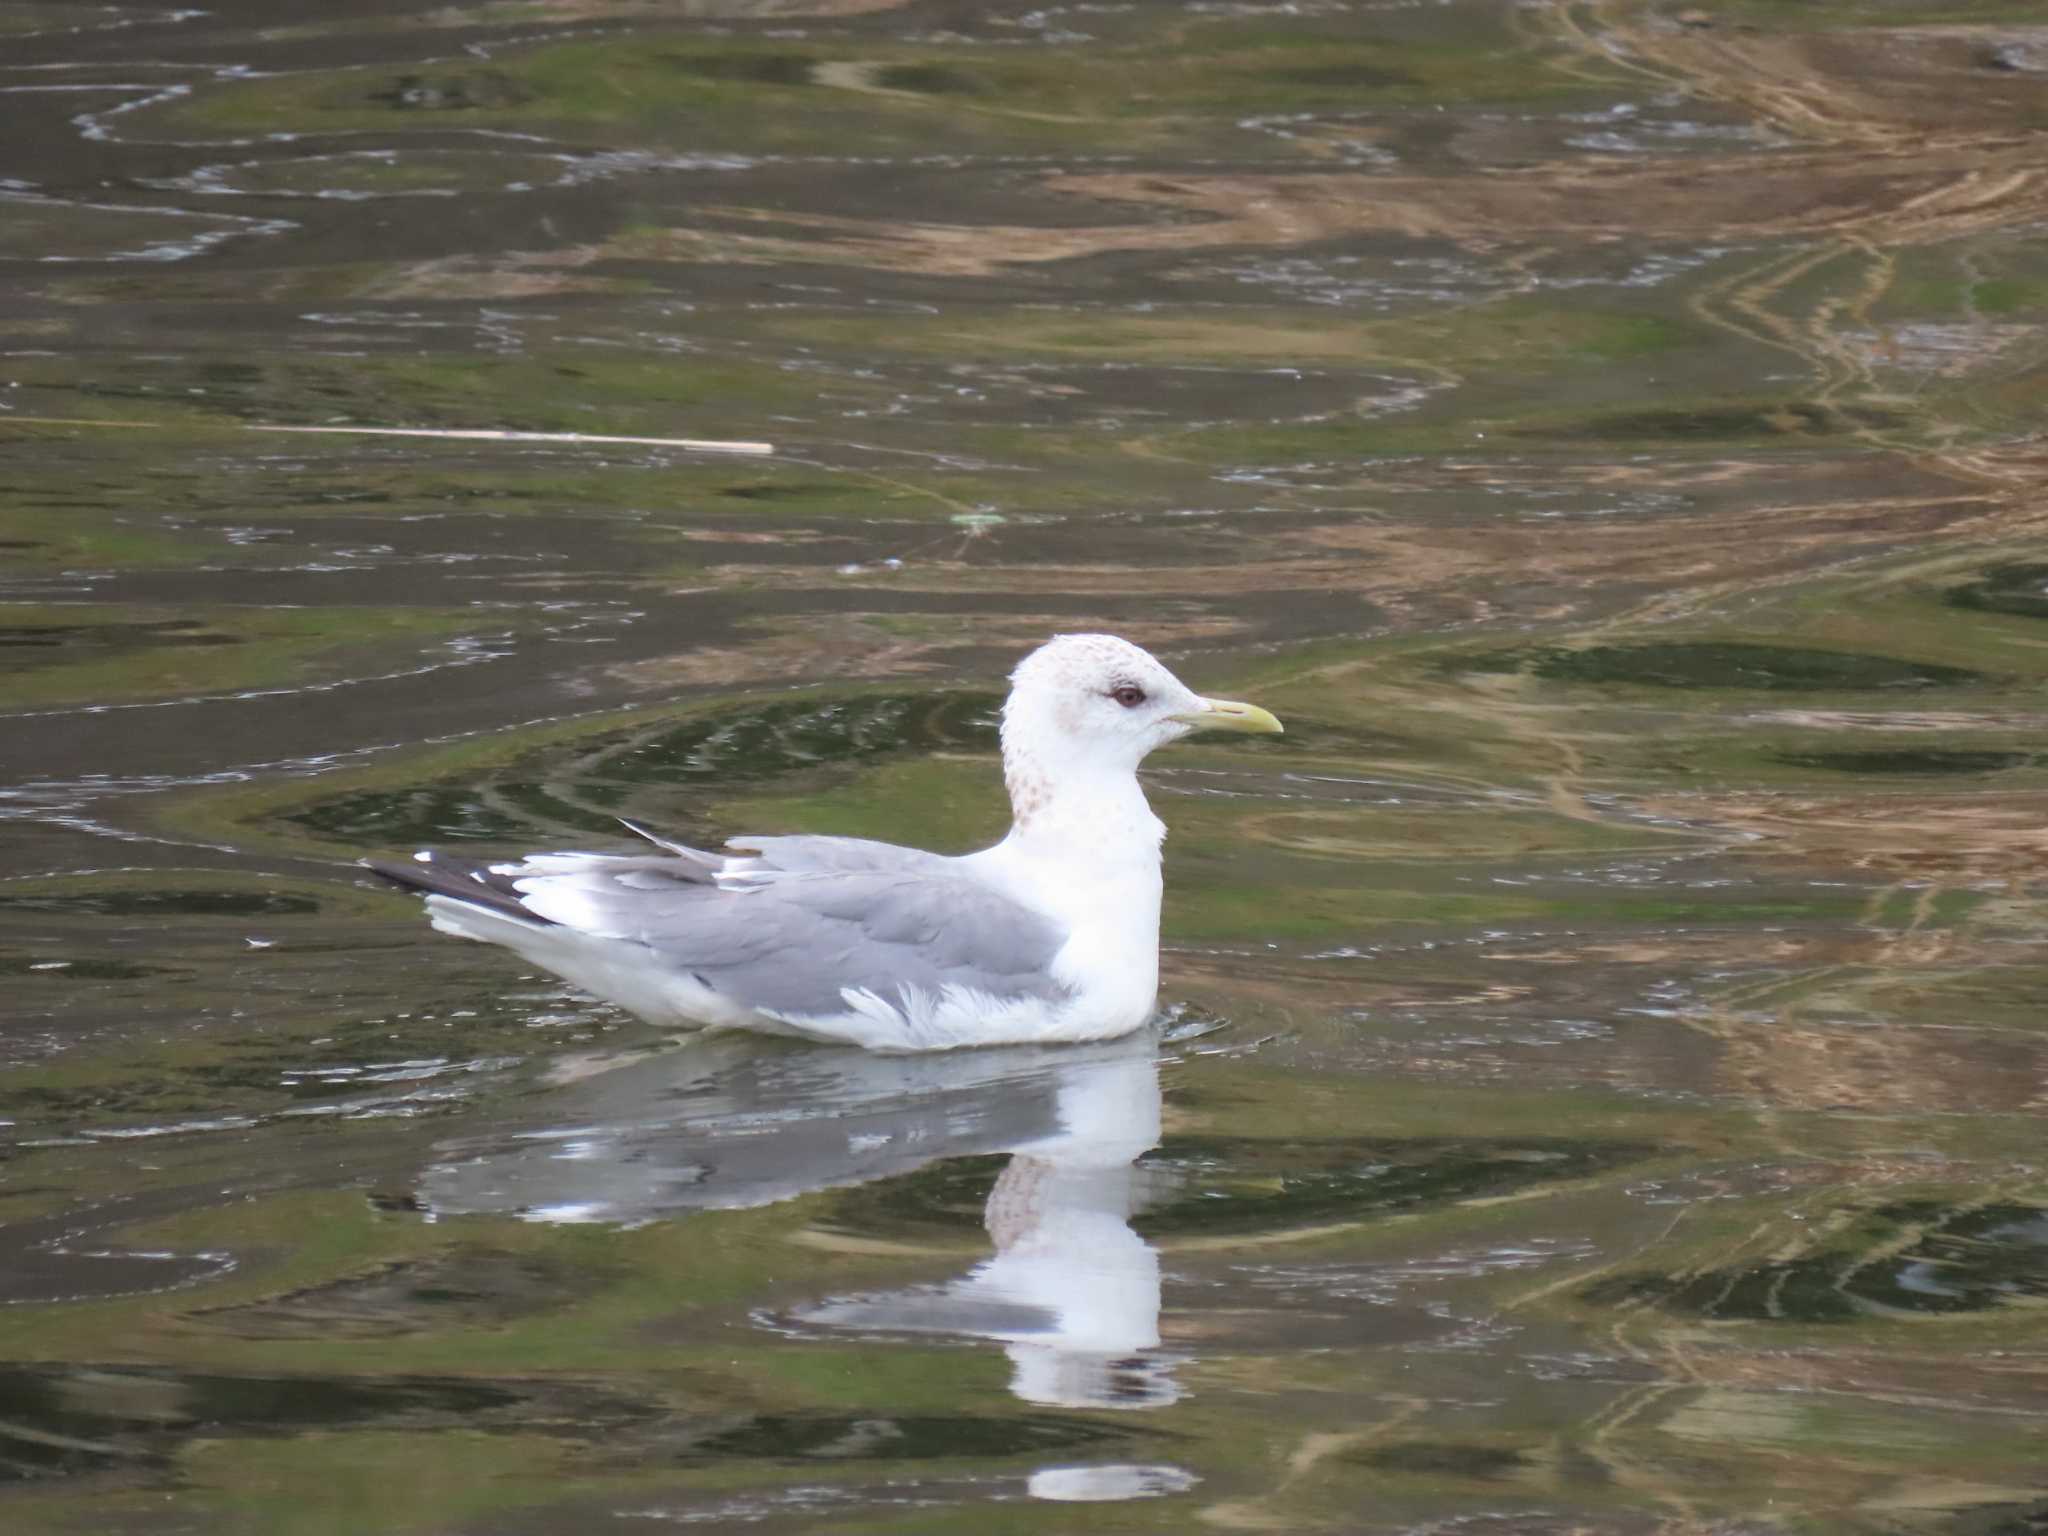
[368,633,1282,1051]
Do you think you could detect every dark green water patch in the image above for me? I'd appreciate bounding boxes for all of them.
[286,691,1000,849]
[1585,1255,1862,1322]
[1458,642,1982,692]
[0,1365,514,1481]
[123,1370,517,1428]
[368,72,534,111]
[688,1412,1132,1463]
[1948,562,2048,620]
[1970,1499,2048,1536]
[488,780,632,835]
[716,479,845,502]
[590,691,999,788]
[824,1138,1653,1243]
[0,1371,162,1482]
[1772,749,2034,776]
[1526,401,1906,442]
[1353,1441,1530,1477]
[0,619,237,652]
[0,956,176,981]
[1131,1136,1653,1237]
[0,889,319,919]
[1853,1202,2048,1314]
[287,784,544,846]
[1583,1202,2048,1321]
[190,1250,611,1339]
[670,51,817,86]
[820,1154,1011,1238]
[872,64,988,96]
[287,778,631,846]
[1269,62,1420,88]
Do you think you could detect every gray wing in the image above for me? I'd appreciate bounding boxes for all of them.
[396,829,1069,1022]
[724,832,959,881]
[616,821,956,882]
[638,866,1068,1019]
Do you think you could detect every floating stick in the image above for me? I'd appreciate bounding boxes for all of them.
[246,424,775,455]
[3,416,774,456]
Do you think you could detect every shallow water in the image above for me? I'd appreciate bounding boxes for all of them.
[4,0,2048,1530]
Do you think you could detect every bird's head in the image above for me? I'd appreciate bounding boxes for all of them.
[1002,634,1282,777]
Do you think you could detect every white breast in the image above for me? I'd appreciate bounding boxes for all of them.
[966,777,1167,1040]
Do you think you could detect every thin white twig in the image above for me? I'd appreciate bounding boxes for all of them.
[247,424,774,455]
[2,416,775,456]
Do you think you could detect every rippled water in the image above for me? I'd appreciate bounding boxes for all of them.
[5,0,2048,1530]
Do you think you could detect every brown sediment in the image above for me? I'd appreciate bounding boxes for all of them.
[444,50,2048,288]
[1747,710,2048,733]
[1644,791,2048,883]
[1545,2,2048,147]
[1297,486,2012,624]
[592,139,2048,278]
[700,478,2013,638]
[1644,778,2048,1112]
[1497,932,1905,970]
[606,612,1246,690]
[597,5,2048,278]
[362,247,623,300]
[491,0,910,15]
[1706,1013,2048,1115]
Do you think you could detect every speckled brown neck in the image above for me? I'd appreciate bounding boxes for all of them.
[1004,748,1053,829]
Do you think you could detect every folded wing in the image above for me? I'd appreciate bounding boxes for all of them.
[367,829,1070,1030]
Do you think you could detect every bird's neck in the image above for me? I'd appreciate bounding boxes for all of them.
[999,738,1165,867]
[984,734,1166,1030]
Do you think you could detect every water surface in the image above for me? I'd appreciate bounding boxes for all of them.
[5,0,2048,1531]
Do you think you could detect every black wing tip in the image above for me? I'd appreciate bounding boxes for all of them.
[362,856,431,891]
[362,853,557,927]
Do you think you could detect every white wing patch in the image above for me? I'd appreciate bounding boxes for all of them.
[766,982,1110,1054]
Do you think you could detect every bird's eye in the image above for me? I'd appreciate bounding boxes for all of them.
[1110,684,1147,708]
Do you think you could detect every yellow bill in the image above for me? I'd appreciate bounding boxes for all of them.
[1175,697,1284,735]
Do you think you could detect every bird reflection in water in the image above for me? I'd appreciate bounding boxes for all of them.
[795,1041,1176,1409]
[421,1028,1180,1411]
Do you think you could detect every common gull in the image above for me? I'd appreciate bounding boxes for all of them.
[368,633,1281,1051]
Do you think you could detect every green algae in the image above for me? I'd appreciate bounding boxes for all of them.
[1585,1201,2048,1322]
[1460,641,1984,693]
[0,605,491,709]
[1948,562,2048,621]
[149,21,1614,159]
